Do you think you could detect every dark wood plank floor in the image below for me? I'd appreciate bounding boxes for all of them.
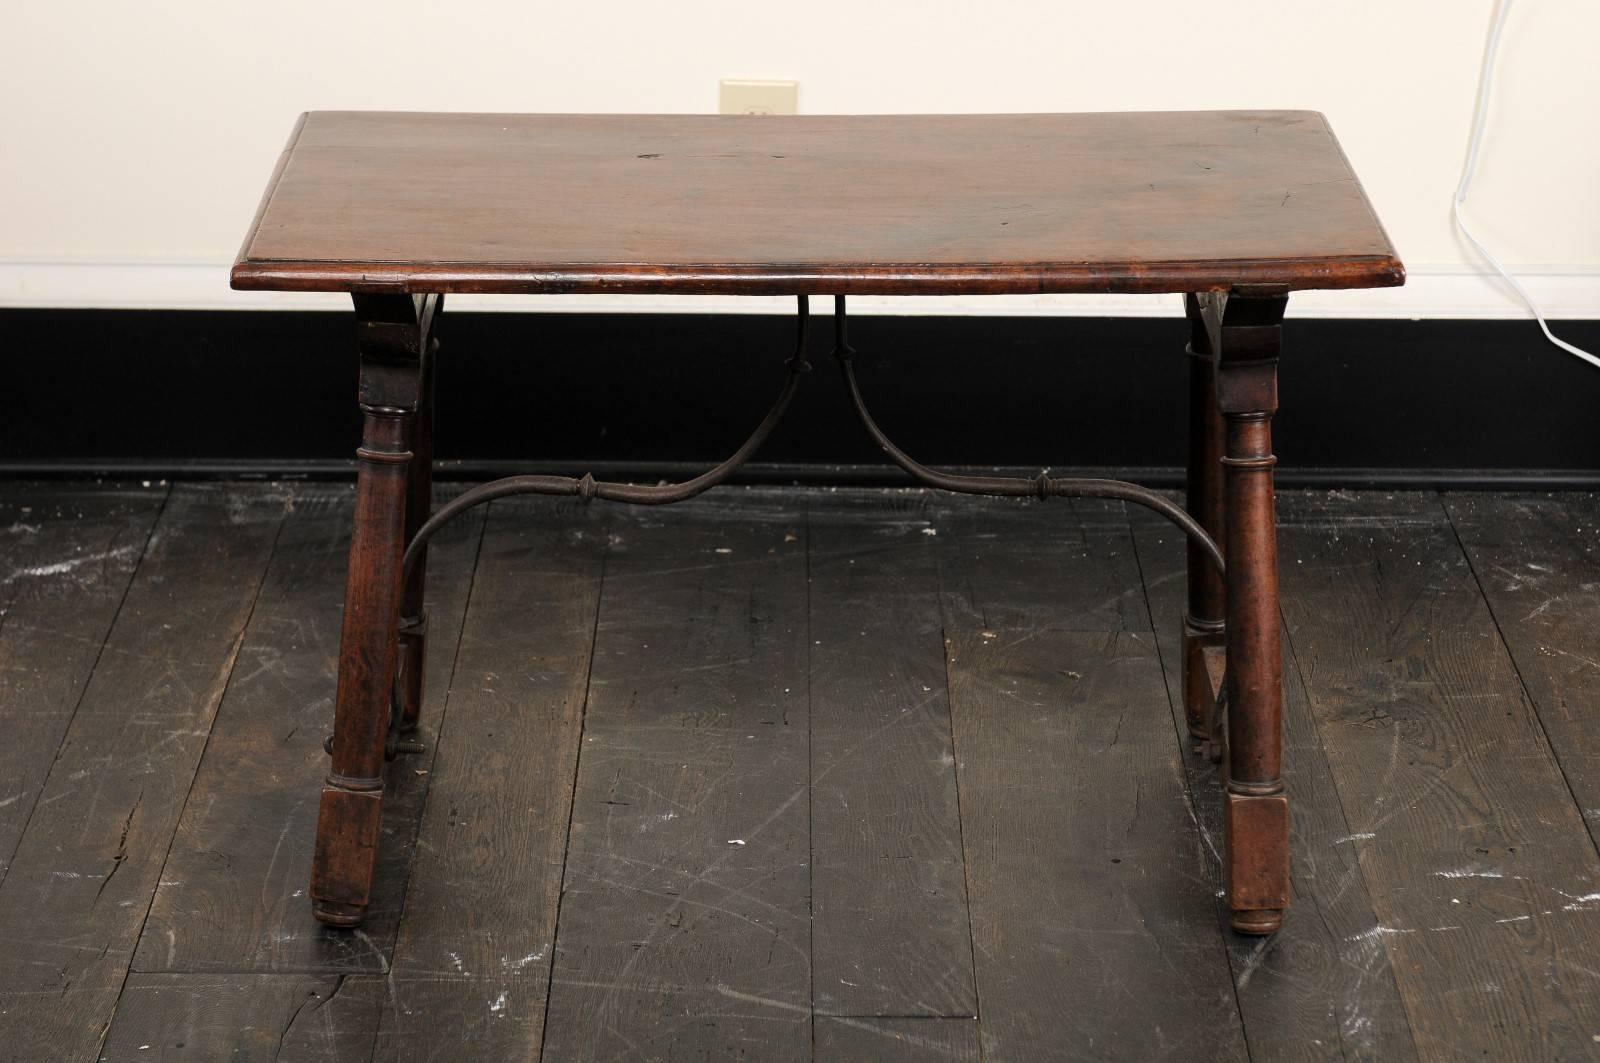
[1,482,1597,1062]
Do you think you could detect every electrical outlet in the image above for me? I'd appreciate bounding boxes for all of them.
[719,79,798,116]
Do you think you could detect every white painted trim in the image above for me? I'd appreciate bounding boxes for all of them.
[0,258,1596,319]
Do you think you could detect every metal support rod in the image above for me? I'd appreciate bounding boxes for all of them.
[398,295,813,585]
[386,291,1230,732]
[828,296,1225,575]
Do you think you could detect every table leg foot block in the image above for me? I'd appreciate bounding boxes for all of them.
[1223,788,1289,935]
[396,614,428,733]
[1230,907,1284,935]
[310,785,383,928]
[313,900,368,928]
[1181,618,1226,741]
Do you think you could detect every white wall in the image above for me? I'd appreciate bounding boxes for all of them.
[3,0,1596,318]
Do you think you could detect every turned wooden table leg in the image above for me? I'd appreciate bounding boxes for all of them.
[311,293,440,928]
[1182,294,1227,748]
[396,311,440,733]
[1209,288,1291,936]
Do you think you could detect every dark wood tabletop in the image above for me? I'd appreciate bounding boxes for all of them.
[232,110,1402,296]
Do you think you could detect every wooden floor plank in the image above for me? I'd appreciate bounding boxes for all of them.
[371,496,607,1062]
[814,1016,980,1061]
[99,973,384,1062]
[931,494,1151,637]
[946,624,1247,1062]
[1131,510,1419,1061]
[1276,490,1600,1061]
[0,484,289,1062]
[11,480,1600,1061]
[540,491,812,1061]
[1444,491,1600,853]
[132,485,485,976]
[807,491,976,1018]
[933,493,1244,1061]
[0,483,167,884]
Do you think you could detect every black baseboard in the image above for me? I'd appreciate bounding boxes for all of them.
[4,309,1598,487]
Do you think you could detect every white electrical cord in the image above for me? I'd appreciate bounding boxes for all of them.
[1453,0,1600,370]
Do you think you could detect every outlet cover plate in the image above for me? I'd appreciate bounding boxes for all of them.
[719,79,798,116]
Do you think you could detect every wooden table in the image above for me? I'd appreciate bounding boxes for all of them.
[233,110,1403,938]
